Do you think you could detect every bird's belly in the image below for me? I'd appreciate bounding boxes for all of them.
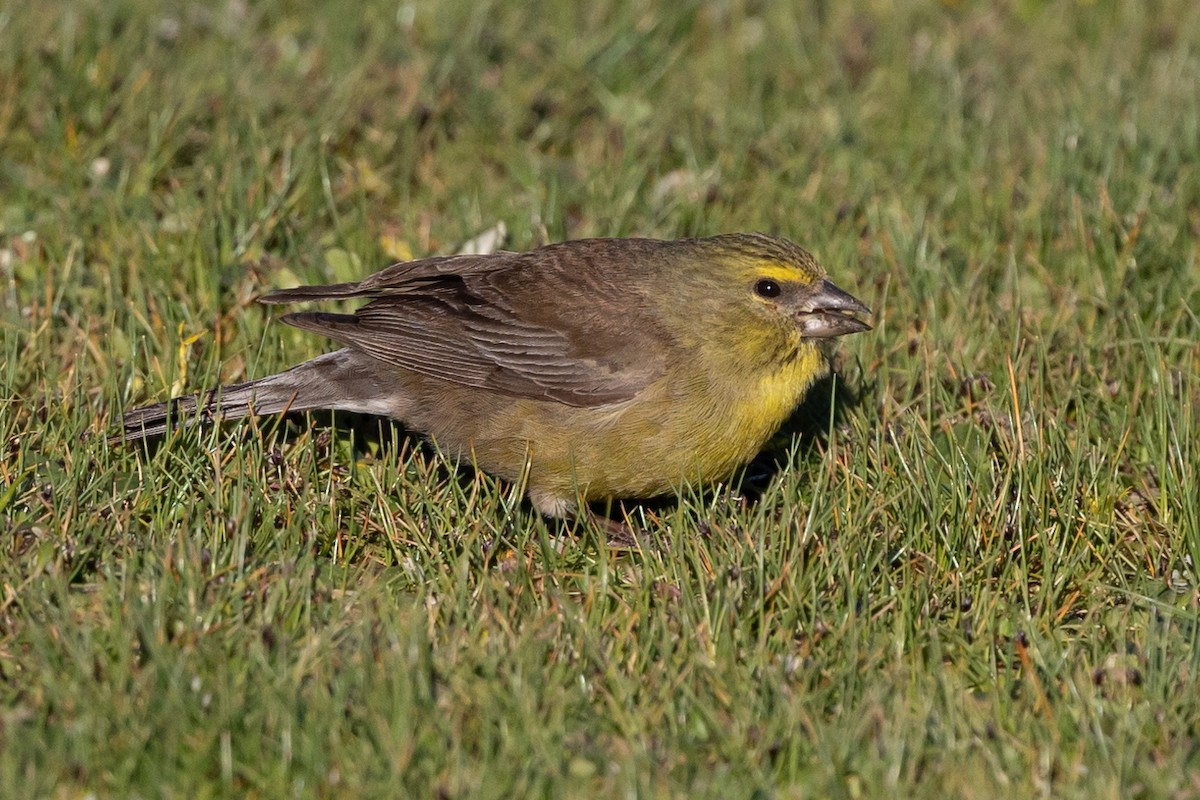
[464,349,826,503]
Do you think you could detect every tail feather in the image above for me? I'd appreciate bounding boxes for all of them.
[115,348,406,443]
[115,378,302,443]
[259,281,365,304]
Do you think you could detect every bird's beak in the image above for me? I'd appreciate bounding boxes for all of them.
[794,279,872,338]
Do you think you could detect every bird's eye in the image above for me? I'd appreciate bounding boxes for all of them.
[755,279,782,298]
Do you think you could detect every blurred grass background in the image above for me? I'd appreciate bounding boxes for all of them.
[2,0,1199,796]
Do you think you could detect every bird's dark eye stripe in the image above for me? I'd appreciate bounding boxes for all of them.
[755,278,782,298]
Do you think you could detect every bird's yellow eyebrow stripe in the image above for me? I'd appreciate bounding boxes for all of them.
[745,261,819,283]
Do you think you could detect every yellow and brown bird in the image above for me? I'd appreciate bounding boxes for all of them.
[119,233,870,521]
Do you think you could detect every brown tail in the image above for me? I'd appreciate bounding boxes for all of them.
[115,348,405,443]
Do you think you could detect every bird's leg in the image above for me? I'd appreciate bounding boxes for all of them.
[583,503,669,551]
[530,487,656,550]
[584,508,640,549]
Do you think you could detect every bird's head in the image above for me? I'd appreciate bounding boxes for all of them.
[685,233,871,366]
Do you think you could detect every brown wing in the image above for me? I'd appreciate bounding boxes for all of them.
[260,243,670,407]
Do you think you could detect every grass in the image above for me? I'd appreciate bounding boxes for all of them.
[2,0,1199,796]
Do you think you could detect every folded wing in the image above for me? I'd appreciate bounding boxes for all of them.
[261,247,667,407]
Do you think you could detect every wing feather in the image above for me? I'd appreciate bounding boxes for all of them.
[267,244,668,406]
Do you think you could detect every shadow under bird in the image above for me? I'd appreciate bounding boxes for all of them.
[118,233,871,524]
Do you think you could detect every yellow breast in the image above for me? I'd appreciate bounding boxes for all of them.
[714,343,828,468]
[465,342,829,507]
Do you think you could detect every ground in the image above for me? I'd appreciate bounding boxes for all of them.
[1,1,1199,796]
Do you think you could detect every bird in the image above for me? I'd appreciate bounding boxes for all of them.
[117,233,871,528]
